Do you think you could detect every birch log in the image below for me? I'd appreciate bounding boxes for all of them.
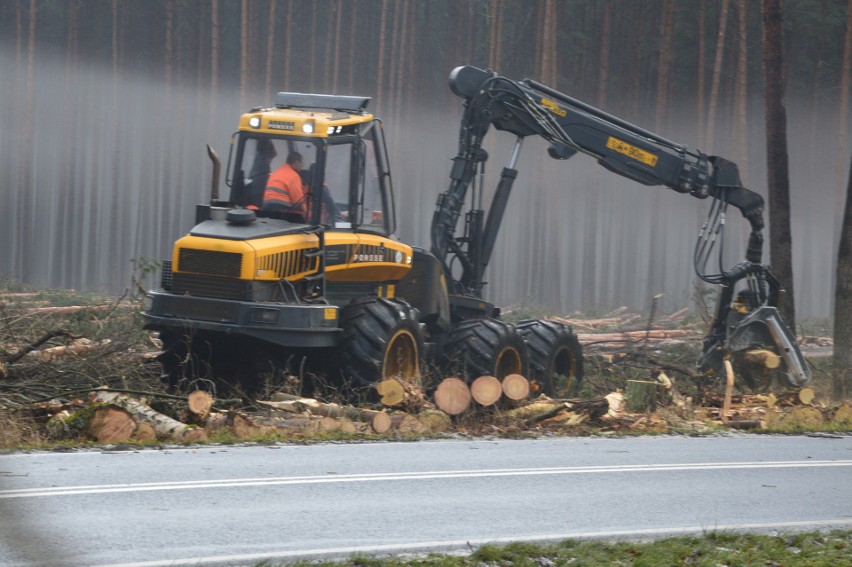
[90,391,207,442]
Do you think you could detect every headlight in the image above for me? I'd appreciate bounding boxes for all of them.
[302,120,315,134]
[249,308,279,323]
[248,116,261,128]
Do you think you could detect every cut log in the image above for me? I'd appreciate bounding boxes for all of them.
[763,409,783,427]
[416,409,453,433]
[470,375,502,406]
[133,422,157,441]
[370,411,392,434]
[226,412,277,439]
[256,397,391,431]
[89,406,136,443]
[90,390,207,442]
[798,387,816,405]
[501,374,529,402]
[784,406,825,428]
[433,377,471,415]
[774,388,817,407]
[187,390,214,421]
[376,378,406,407]
[391,414,426,434]
[722,359,735,424]
[502,402,561,421]
[833,402,852,425]
[742,349,782,369]
[625,380,662,413]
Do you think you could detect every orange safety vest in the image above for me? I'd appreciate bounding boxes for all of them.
[263,163,307,215]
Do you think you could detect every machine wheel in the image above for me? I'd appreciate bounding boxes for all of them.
[444,318,528,382]
[517,320,584,397]
[338,296,423,392]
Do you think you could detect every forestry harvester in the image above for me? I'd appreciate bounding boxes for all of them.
[142,66,810,397]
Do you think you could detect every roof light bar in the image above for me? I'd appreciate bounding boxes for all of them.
[274,92,371,113]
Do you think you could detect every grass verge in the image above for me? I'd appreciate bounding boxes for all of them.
[272,530,852,566]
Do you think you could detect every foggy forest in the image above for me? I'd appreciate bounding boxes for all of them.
[1,0,850,321]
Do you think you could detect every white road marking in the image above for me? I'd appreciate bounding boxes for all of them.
[93,518,852,567]
[2,459,851,499]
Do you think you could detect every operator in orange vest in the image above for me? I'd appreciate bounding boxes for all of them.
[262,151,308,220]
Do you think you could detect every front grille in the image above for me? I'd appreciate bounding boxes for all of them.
[160,260,173,291]
[178,249,242,277]
[172,273,252,300]
[157,295,240,323]
[257,249,318,279]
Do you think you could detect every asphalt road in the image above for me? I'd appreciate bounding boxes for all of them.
[1,434,851,566]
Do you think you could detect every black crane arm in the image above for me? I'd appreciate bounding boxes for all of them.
[431,66,766,285]
[430,65,810,388]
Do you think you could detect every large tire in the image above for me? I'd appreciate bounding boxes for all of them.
[517,320,584,397]
[338,296,423,392]
[444,318,528,382]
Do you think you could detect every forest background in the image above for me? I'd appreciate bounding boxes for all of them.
[1,0,850,323]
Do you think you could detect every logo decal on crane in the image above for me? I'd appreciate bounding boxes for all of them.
[606,136,658,166]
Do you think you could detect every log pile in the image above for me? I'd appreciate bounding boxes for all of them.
[2,285,847,445]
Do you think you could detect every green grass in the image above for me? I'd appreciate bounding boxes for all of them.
[255,530,852,566]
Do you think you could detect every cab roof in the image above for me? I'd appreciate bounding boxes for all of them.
[238,93,375,138]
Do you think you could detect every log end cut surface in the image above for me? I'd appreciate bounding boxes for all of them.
[470,375,502,406]
[501,374,530,401]
[434,377,471,415]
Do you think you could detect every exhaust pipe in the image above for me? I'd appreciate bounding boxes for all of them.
[206,144,221,202]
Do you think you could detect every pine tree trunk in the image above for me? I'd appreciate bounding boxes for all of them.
[706,0,730,152]
[697,0,707,140]
[837,0,852,220]
[655,0,675,131]
[265,1,276,95]
[375,0,389,109]
[833,155,852,401]
[597,0,612,107]
[239,0,248,108]
[734,0,749,183]
[761,0,797,330]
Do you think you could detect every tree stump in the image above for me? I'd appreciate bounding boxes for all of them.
[470,375,502,406]
[625,380,663,413]
[433,377,471,415]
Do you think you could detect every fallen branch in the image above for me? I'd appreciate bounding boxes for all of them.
[26,305,113,316]
[26,339,112,362]
[577,329,700,344]
[3,330,79,363]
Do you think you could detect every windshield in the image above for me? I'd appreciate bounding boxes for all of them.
[227,128,391,233]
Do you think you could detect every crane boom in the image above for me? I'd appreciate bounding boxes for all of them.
[431,65,809,388]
